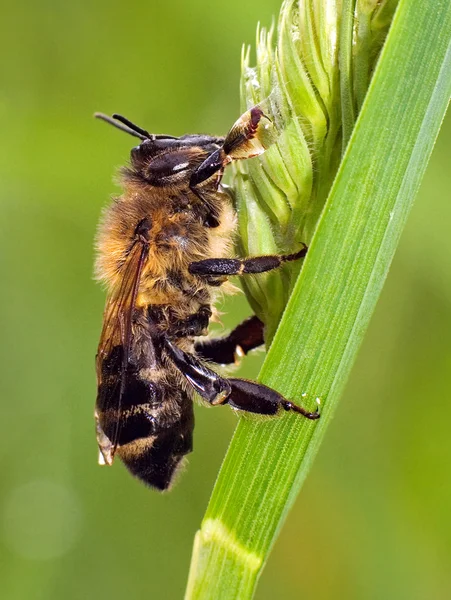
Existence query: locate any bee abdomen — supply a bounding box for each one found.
[117,396,194,490]
[118,417,194,490]
[97,374,162,413]
[97,361,163,444]
[96,359,195,490]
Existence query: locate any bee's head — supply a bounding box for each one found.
[95,113,223,187]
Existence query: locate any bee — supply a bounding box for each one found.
[94,106,319,490]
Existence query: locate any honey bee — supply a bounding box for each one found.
[94,106,319,490]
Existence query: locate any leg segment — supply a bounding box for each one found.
[189,106,275,191]
[170,305,212,338]
[189,245,307,278]
[195,315,264,365]
[164,338,231,404]
[165,338,319,420]
[226,379,320,419]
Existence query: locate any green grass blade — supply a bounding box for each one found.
[186,0,451,598]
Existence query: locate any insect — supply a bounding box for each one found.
[94,106,319,490]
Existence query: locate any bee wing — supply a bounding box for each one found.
[95,239,149,463]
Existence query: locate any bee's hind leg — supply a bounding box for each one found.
[226,379,320,420]
[195,315,264,365]
[164,337,319,420]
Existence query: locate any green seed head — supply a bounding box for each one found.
[230,0,397,340]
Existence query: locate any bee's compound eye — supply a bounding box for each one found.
[149,153,191,177]
[143,148,199,186]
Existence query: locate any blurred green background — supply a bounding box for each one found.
[1,1,450,599]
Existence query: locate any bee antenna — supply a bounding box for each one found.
[112,114,154,139]
[94,112,152,141]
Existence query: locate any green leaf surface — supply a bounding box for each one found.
[186,0,451,598]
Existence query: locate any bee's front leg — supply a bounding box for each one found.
[189,106,274,196]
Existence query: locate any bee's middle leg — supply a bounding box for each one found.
[171,305,212,338]
[189,245,307,278]
[195,315,264,365]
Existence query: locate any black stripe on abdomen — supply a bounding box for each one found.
[118,402,194,490]
[96,367,163,444]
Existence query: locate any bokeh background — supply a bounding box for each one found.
[1,1,450,599]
